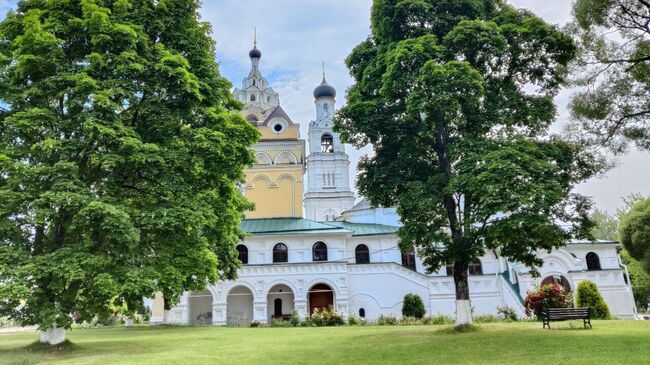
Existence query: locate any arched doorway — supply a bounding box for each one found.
[541,275,572,293]
[226,286,254,326]
[267,284,294,321]
[308,283,334,314]
[188,289,213,325]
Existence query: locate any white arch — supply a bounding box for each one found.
[254,152,272,165]
[274,151,298,165]
[248,174,273,188]
[306,278,341,299]
[221,280,259,302]
[264,279,299,297]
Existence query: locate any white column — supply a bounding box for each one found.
[212,303,227,325]
[253,301,268,324]
[295,299,308,317]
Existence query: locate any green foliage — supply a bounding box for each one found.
[422,314,454,325]
[591,209,619,241]
[524,284,573,319]
[496,305,518,321]
[377,314,399,325]
[576,281,611,319]
[402,293,426,319]
[309,306,344,327]
[568,0,650,152]
[289,309,301,327]
[619,198,650,275]
[347,315,359,326]
[270,318,289,328]
[336,0,596,318]
[473,314,500,323]
[0,0,258,332]
[620,249,650,311]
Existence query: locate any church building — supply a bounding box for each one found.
[151,41,638,325]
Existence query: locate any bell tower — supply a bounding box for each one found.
[234,31,306,219]
[304,67,355,221]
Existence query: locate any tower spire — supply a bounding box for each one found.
[254,27,257,48]
[322,61,325,80]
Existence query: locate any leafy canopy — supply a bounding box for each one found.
[336,0,597,285]
[0,0,258,330]
[619,198,650,275]
[568,0,650,152]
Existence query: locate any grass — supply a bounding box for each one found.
[0,321,648,364]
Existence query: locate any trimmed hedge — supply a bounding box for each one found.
[402,294,426,319]
[576,281,610,319]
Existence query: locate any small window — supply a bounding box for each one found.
[273,123,283,133]
[273,243,288,263]
[321,134,334,153]
[236,244,248,264]
[359,308,365,318]
[252,79,256,86]
[250,94,256,102]
[355,244,370,264]
[401,246,416,271]
[469,260,482,275]
[586,252,601,270]
[312,241,328,262]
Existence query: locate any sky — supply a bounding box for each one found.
[0,0,647,213]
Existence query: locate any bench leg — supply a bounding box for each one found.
[543,320,550,329]
[584,319,592,329]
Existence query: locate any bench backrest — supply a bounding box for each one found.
[546,307,590,319]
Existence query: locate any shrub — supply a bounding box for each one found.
[423,314,454,325]
[347,315,359,326]
[497,305,519,321]
[0,316,18,328]
[474,314,499,323]
[270,318,288,327]
[309,306,344,327]
[576,281,611,319]
[289,309,301,327]
[402,293,426,319]
[377,314,399,325]
[524,284,573,319]
[249,321,261,328]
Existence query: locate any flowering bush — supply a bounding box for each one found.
[310,306,344,326]
[524,284,573,319]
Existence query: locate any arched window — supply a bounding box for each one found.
[250,94,256,102]
[469,260,483,275]
[273,243,288,263]
[321,134,334,153]
[359,308,365,318]
[355,244,370,264]
[236,244,248,265]
[445,263,454,277]
[246,114,259,122]
[586,252,601,270]
[401,246,416,271]
[312,241,328,262]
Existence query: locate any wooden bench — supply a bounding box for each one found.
[542,307,591,329]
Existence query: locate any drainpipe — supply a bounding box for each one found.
[620,263,637,315]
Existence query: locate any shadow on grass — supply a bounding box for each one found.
[24,340,78,354]
[435,324,481,334]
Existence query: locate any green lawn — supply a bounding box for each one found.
[0,321,648,365]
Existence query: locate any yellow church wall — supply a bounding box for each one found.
[244,167,303,218]
[258,124,300,140]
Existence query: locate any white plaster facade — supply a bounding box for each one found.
[156,43,638,326]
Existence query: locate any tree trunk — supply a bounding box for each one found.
[39,326,66,345]
[453,261,473,326]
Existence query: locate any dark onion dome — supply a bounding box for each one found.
[249,45,261,59]
[313,77,336,99]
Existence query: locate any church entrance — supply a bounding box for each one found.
[308,283,334,314]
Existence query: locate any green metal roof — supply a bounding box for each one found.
[326,221,399,236]
[240,218,351,236]
[240,218,400,237]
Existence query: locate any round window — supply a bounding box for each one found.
[273,123,283,133]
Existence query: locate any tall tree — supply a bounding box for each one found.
[619,198,650,275]
[0,0,257,344]
[569,0,650,152]
[336,0,597,325]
